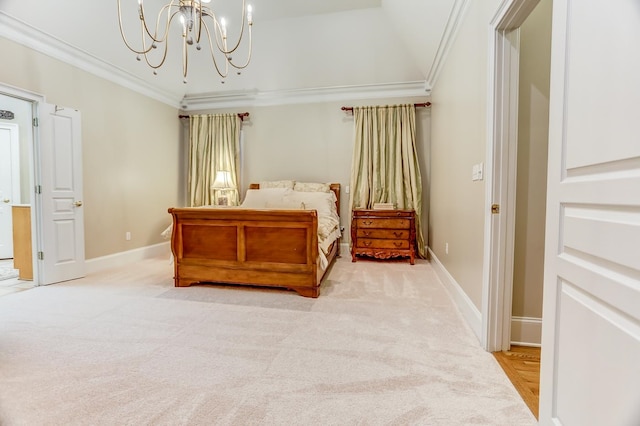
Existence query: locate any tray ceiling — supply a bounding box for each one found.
[0,0,465,108]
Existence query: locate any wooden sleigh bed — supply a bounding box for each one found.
[168,183,340,298]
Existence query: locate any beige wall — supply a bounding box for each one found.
[512,0,552,319]
[429,0,502,310]
[186,96,431,246]
[0,37,181,259]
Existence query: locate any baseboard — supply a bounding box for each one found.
[428,247,483,341]
[85,242,171,274]
[339,242,350,257]
[511,316,542,347]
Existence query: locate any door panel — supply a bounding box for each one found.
[540,0,640,424]
[562,0,640,170]
[0,124,20,259]
[38,104,85,284]
[553,281,640,425]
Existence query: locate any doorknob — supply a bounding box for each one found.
[73,201,83,207]
[2,199,9,203]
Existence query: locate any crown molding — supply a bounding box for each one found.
[426,0,471,88]
[181,81,430,110]
[0,12,430,111]
[0,12,182,108]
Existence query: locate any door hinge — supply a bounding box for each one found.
[35,185,42,194]
[33,117,39,127]
[38,251,44,260]
[491,204,500,214]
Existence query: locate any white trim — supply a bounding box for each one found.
[428,248,482,341]
[180,81,430,110]
[85,242,171,275]
[511,316,542,347]
[0,83,45,104]
[426,0,471,88]
[0,83,43,286]
[0,12,182,108]
[481,0,541,353]
[339,242,350,257]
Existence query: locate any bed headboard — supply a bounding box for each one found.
[249,183,341,216]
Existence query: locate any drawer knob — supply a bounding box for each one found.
[393,231,403,237]
[363,231,371,236]
[363,241,372,247]
[363,220,373,225]
[393,242,402,247]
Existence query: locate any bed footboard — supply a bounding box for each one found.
[169,208,328,297]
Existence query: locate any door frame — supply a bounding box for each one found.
[481,0,541,352]
[0,83,44,285]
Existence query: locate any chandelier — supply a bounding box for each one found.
[117,0,253,83]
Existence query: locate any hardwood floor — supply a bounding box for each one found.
[494,345,541,419]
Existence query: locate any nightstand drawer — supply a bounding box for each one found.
[355,218,410,229]
[357,229,410,239]
[357,239,409,249]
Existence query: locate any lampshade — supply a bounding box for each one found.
[211,171,234,189]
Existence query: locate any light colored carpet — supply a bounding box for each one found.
[0,256,537,425]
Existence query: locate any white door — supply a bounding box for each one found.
[0,123,20,259]
[37,104,85,285]
[539,0,640,424]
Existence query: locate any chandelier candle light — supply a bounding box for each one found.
[117,0,253,82]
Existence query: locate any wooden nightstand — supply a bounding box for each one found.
[350,209,416,265]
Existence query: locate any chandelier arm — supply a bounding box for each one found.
[206,12,230,55]
[226,25,252,69]
[117,0,155,55]
[217,0,248,55]
[182,23,188,79]
[117,0,175,55]
[142,2,177,44]
[141,11,182,70]
[141,32,170,70]
[201,5,245,56]
[138,2,175,44]
[201,21,229,78]
[193,2,204,45]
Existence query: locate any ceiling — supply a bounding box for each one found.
[0,0,465,109]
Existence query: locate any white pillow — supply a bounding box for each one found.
[241,188,292,208]
[259,180,295,190]
[284,191,338,218]
[294,182,330,193]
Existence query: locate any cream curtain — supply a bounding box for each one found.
[349,104,426,258]
[188,114,241,207]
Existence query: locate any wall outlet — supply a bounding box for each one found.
[125,231,131,241]
[345,185,350,194]
[472,162,484,181]
[445,242,449,255]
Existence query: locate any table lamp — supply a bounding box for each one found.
[211,170,233,205]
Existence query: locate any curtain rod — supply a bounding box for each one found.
[178,112,250,121]
[341,102,431,113]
